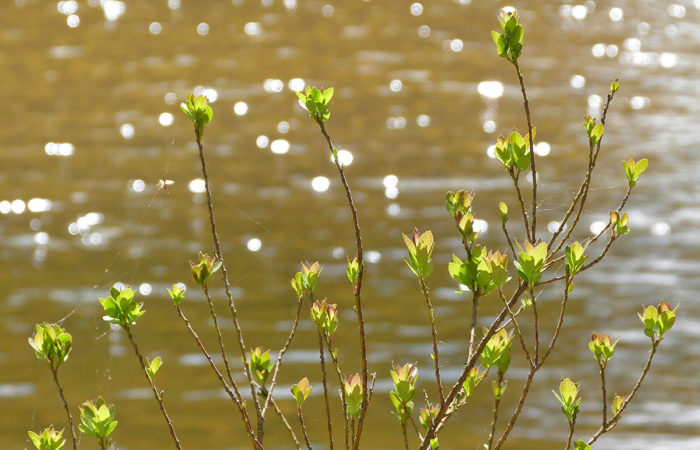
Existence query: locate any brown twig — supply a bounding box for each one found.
[123,326,182,449]
[315,121,369,449]
[599,361,608,427]
[497,288,532,367]
[467,293,480,362]
[500,220,517,260]
[419,278,444,406]
[175,306,261,448]
[326,335,350,450]
[262,296,304,417]
[317,327,334,449]
[587,340,660,445]
[565,414,576,450]
[510,171,531,240]
[297,406,313,450]
[493,367,536,450]
[547,87,617,260]
[540,270,571,365]
[487,371,505,449]
[49,365,77,450]
[202,284,236,390]
[512,58,537,242]
[418,282,527,449]
[195,131,263,434]
[530,286,540,363]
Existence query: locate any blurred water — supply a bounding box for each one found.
[1,1,699,448]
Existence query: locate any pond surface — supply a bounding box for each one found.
[1,0,699,448]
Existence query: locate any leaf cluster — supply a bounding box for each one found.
[28,323,72,367]
[99,287,145,327]
[78,397,118,445]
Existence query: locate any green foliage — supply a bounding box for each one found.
[344,374,363,418]
[78,397,118,446]
[638,300,678,340]
[498,202,508,223]
[310,299,339,336]
[146,356,163,381]
[418,404,438,432]
[291,261,322,296]
[481,329,513,374]
[610,79,619,95]
[612,394,625,416]
[167,284,186,306]
[565,242,587,276]
[463,367,485,398]
[99,287,145,327]
[28,323,72,367]
[28,426,65,450]
[190,252,222,286]
[609,211,630,236]
[552,378,581,422]
[180,93,213,137]
[491,378,508,398]
[589,333,618,366]
[494,131,532,172]
[347,256,361,285]
[296,86,334,123]
[513,241,547,286]
[622,158,648,188]
[403,229,435,279]
[574,439,591,450]
[291,377,313,406]
[583,116,604,147]
[445,190,474,220]
[248,347,275,386]
[389,362,418,423]
[449,248,510,294]
[491,7,524,61]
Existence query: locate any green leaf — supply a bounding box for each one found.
[590,123,604,146]
[146,356,163,380]
[574,440,591,450]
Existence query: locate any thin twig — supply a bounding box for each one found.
[175,306,260,448]
[262,296,304,417]
[501,220,517,260]
[195,131,263,434]
[317,328,334,449]
[487,371,505,449]
[512,58,537,242]
[599,361,608,427]
[402,421,409,450]
[418,283,527,449]
[497,289,532,367]
[565,415,576,450]
[530,285,540,363]
[123,326,182,449]
[315,121,369,450]
[493,367,536,450]
[547,87,617,259]
[49,366,77,450]
[587,340,660,445]
[510,171,531,240]
[326,335,350,450]
[540,270,571,364]
[202,284,236,390]
[467,293,480,362]
[259,391,300,448]
[419,278,444,405]
[298,406,313,450]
